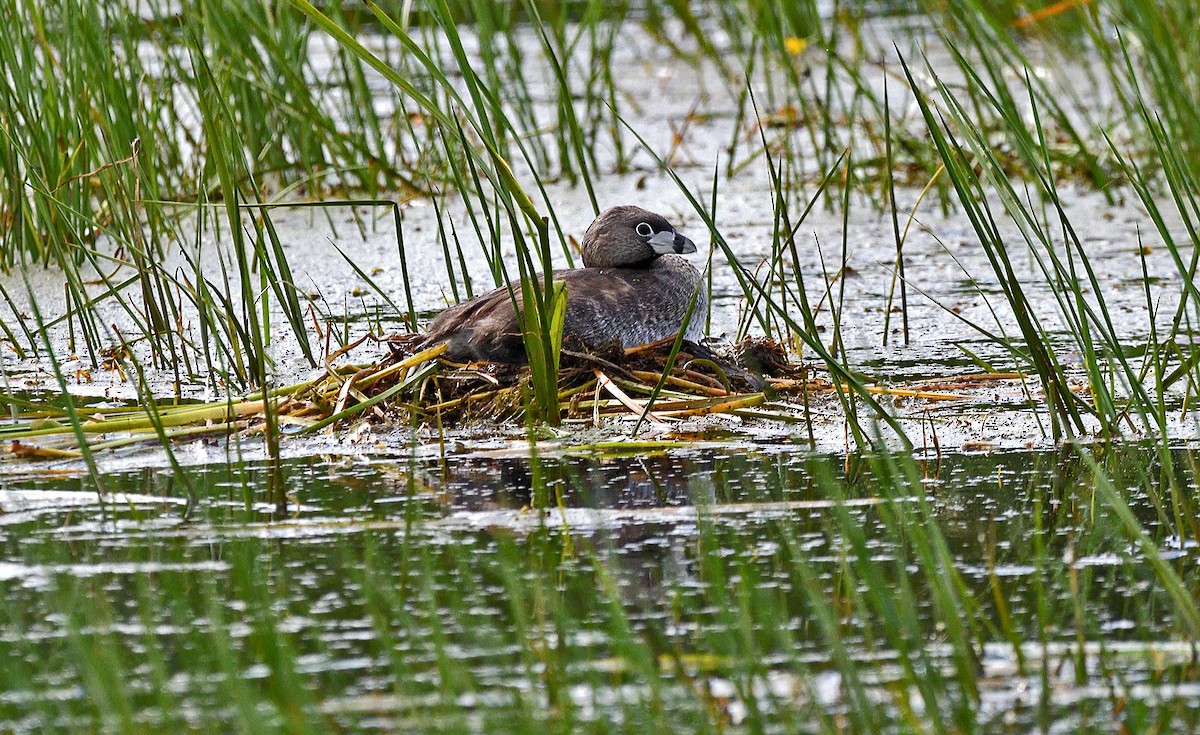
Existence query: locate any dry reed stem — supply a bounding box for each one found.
[593,370,670,427]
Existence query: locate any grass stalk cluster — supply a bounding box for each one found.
[1,0,1197,441]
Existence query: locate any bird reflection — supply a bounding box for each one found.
[431,452,718,603]
[435,452,715,512]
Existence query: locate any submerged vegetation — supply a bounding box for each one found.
[3,0,1200,732]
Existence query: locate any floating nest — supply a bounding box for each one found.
[3,333,1001,459]
[375,333,807,424]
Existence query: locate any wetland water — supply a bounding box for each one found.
[4,5,1200,734]
[3,446,1199,732]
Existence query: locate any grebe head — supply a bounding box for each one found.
[580,205,697,268]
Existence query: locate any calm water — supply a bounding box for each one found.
[2,444,1198,732]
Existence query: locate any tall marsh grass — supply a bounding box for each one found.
[0,0,1198,453]
[3,0,1198,437]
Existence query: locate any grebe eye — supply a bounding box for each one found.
[635,222,654,238]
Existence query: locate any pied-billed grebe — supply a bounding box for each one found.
[422,205,706,363]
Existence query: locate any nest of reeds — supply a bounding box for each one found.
[374,334,805,424]
[4,330,1012,460]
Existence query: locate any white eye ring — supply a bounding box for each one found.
[635,222,654,238]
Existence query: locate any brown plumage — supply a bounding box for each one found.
[422,206,706,363]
